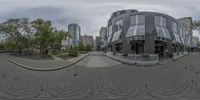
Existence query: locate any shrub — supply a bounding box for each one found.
[68,50,78,57]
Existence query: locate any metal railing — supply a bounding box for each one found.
[106,52,159,65]
[173,52,188,60]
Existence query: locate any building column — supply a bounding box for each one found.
[144,14,155,54]
[123,39,131,54]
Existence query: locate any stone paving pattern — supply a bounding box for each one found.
[0,52,200,100]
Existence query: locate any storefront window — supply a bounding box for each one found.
[155,16,171,39]
[107,25,112,42]
[114,19,123,32]
[126,15,145,38]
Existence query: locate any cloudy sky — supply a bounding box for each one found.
[0,0,200,37]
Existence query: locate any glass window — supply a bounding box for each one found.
[111,30,122,42]
[163,28,171,39]
[107,26,112,42]
[114,19,123,32]
[161,17,167,28]
[137,25,145,35]
[126,26,137,37]
[130,15,145,25]
[108,26,112,36]
[138,15,145,25]
[130,15,136,25]
[127,15,145,38]
[155,16,171,39]
[156,27,164,38]
[155,16,161,26]
[172,21,177,34]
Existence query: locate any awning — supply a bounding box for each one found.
[173,33,181,43]
[111,30,122,42]
[155,26,171,39]
[126,25,145,38]
[180,37,185,45]
[107,36,112,43]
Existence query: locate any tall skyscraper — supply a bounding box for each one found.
[68,23,81,47]
[99,27,107,50]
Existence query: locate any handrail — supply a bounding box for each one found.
[106,52,159,65]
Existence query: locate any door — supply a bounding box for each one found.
[155,46,164,57]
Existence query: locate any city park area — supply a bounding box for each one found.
[1,18,200,100]
[0,18,92,60]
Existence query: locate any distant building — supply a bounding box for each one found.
[79,35,83,45]
[68,23,81,47]
[95,36,101,51]
[191,30,200,52]
[192,35,199,52]
[178,17,193,35]
[99,27,107,51]
[178,17,193,50]
[83,35,94,48]
[192,36,199,45]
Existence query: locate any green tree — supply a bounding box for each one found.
[51,30,70,51]
[32,19,54,55]
[20,18,35,54]
[0,18,27,54]
[78,42,85,51]
[0,18,71,55]
[86,44,92,51]
[4,37,17,52]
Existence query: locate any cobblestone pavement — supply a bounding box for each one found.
[0,52,200,100]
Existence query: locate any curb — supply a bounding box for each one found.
[3,53,89,71]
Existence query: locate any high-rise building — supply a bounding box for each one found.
[99,27,107,50]
[68,23,81,47]
[83,35,94,48]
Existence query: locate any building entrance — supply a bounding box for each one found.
[115,43,123,53]
[130,40,144,54]
[155,46,164,57]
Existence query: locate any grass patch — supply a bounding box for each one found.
[57,54,73,60]
[78,51,88,54]
[51,50,88,60]
[51,51,75,60]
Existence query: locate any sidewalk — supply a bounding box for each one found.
[86,51,121,68]
[3,53,89,71]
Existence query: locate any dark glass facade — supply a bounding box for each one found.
[107,10,192,57]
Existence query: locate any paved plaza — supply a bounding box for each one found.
[0,52,200,100]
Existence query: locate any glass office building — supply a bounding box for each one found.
[68,23,81,47]
[107,9,192,57]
